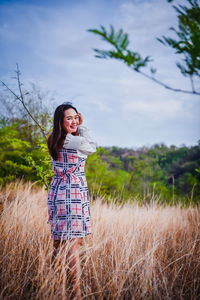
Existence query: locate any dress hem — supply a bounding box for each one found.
[51,232,92,241]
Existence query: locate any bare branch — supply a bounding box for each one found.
[138,70,200,95]
[0,64,48,142]
[190,75,195,93]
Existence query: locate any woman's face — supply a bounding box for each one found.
[63,108,79,134]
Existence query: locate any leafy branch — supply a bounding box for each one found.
[88,1,200,96]
[88,25,152,71]
[25,142,54,189]
[158,1,200,79]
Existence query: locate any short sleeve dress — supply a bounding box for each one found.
[47,125,96,240]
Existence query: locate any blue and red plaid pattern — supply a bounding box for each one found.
[47,148,92,240]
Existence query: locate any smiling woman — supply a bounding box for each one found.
[63,108,80,133]
[47,102,96,298]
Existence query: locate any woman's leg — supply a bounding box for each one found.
[51,237,83,298]
[51,239,62,265]
[67,238,83,299]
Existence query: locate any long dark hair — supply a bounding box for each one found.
[47,103,81,160]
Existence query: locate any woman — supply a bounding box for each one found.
[47,102,96,298]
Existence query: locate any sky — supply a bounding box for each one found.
[0,0,199,149]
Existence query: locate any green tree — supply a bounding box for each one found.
[0,65,56,187]
[0,121,33,185]
[86,147,130,202]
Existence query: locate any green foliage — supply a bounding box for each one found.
[85,148,130,201]
[26,140,54,189]
[0,120,53,187]
[100,143,200,205]
[157,0,200,78]
[0,122,34,185]
[88,25,152,71]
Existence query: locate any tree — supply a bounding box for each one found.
[0,64,53,142]
[88,0,200,96]
[0,64,55,187]
[0,121,32,185]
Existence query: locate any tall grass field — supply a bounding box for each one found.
[0,182,200,299]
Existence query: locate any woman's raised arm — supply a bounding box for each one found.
[63,125,97,156]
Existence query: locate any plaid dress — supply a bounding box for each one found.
[47,148,92,240]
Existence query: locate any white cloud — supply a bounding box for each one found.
[123,98,181,120]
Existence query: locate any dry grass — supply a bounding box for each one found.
[0,181,200,300]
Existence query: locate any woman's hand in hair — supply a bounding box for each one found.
[78,112,83,125]
[73,112,83,136]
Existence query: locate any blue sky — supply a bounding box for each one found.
[0,0,199,148]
